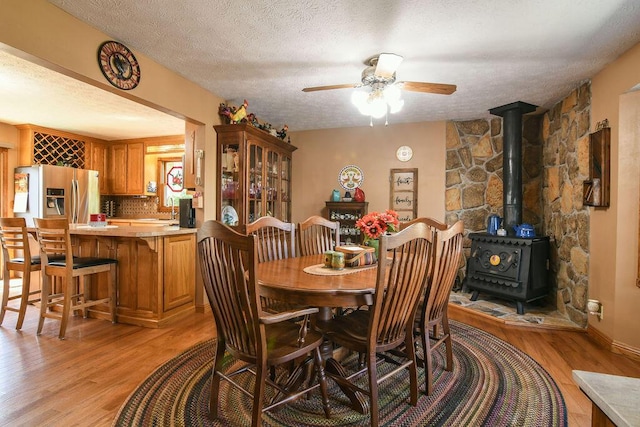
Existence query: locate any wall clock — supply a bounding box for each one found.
[97,41,141,90]
[396,145,413,162]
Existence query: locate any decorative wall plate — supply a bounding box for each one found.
[396,145,413,162]
[339,165,364,190]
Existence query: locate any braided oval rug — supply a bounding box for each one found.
[113,321,567,426]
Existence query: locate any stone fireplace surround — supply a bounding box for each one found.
[447,82,591,327]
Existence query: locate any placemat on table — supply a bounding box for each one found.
[303,263,377,276]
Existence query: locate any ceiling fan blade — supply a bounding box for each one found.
[375,53,403,78]
[302,83,359,92]
[398,81,457,95]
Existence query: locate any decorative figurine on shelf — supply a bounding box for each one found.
[247,112,260,128]
[219,99,249,124]
[354,187,365,202]
[276,125,288,140]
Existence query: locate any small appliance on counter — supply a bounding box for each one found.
[179,198,196,228]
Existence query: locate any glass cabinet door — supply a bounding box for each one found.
[266,150,279,218]
[280,155,291,222]
[220,143,240,226]
[248,143,263,223]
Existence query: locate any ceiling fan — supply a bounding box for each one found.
[302,53,457,96]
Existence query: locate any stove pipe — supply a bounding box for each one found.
[489,101,537,234]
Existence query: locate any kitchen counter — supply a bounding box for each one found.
[106,218,180,227]
[572,370,640,427]
[70,223,197,328]
[70,223,195,237]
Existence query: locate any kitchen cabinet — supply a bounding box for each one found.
[88,141,109,194]
[183,122,201,190]
[214,124,297,230]
[72,226,196,328]
[325,201,368,245]
[109,142,144,195]
[17,124,106,168]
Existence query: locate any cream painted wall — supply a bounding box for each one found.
[591,42,640,349]
[0,0,224,222]
[290,121,446,224]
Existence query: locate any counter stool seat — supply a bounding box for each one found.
[34,218,117,339]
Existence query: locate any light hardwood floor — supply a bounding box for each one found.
[1,303,639,426]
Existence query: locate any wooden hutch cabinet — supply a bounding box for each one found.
[214,124,297,231]
[325,201,368,245]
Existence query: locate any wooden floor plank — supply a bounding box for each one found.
[1,302,639,426]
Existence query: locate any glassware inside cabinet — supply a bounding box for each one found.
[220,144,240,223]
[265,151,279,217]
[280,155,291,222]
[249,144,263,221]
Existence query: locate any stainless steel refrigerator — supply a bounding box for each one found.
[14,165,100,226]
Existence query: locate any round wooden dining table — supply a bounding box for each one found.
[257,254,378,413]
[257,254,377,321]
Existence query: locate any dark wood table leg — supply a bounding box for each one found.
[316,307,369,414]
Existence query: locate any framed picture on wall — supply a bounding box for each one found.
[390,168,418,222]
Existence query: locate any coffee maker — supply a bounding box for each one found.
[179,198,196,228]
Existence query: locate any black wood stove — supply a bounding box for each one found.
[464,101,550,314]
[466,233,549,314]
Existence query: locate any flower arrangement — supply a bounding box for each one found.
[356,210,400,241]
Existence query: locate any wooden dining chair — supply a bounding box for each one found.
[298,215,339,256]
[246,216,296,261]
[246,216,298,313]
[399,217,448,233]
[318,222,435,427]
[34,218,117,339]
[197,220,330,426]
[416,220,464,395]
[0,217,41,330]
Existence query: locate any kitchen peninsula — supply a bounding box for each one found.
[69,224,197,328]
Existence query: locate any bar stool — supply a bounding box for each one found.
[34,218,117,339]
[0,217,41,330]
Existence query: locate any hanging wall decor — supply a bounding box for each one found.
[390,168,418,222]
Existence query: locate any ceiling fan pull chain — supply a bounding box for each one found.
[385,110,389,126]
[370,116,374,127]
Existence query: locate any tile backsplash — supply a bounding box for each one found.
[101,196,169,219]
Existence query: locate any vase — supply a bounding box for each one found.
[365,238,379,258]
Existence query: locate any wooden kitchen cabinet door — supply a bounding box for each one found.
[109,142,144,195]
[110,144,128,194]
[89,141,109,194]
[126,142,145,194]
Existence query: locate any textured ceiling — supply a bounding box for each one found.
[0,50,185,140]
[3,0,640,140]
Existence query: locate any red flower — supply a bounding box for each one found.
[356,210,400,240]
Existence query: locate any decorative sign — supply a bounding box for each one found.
[390,168,418,222]
[339,165,364,190]
[166,165,183,192]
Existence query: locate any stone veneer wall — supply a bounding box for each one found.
[444,116,545,244]
[444,84,591,327]
[541,82,591,327]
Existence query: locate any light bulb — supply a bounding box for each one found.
[369,97,387,118]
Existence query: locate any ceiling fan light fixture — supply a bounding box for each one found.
[389,99,404,114]
[369,95,388,119]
